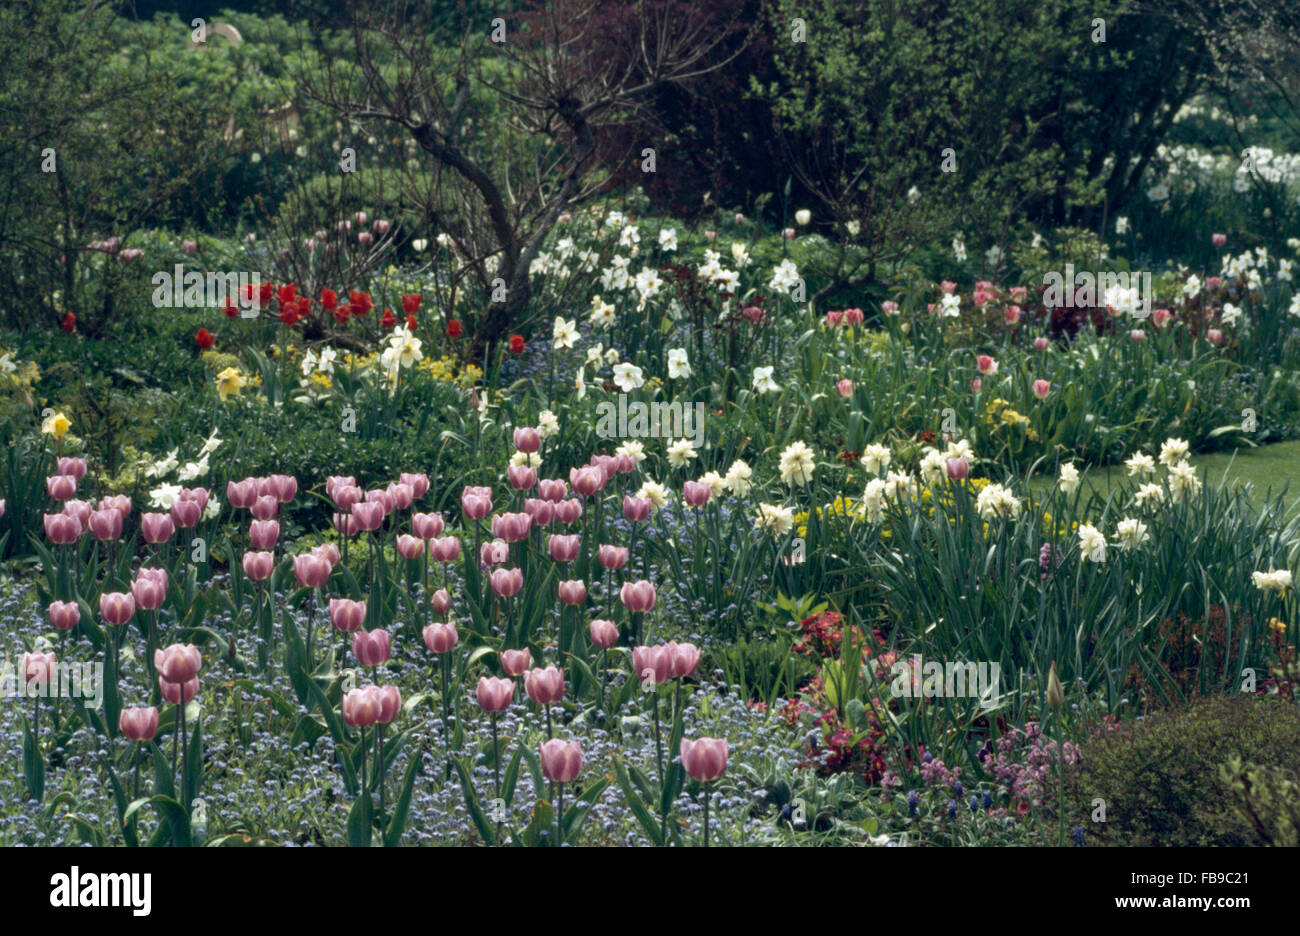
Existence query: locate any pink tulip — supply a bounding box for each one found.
[538,479,568,502]
[682,481,711,507]
[1005,305,1021,325]
[182,487,210,512]
[0,498,4,518]
[62,500,92,527]
[589,618,619,649]
[525,665,565,705]
[490,567,523,597]
[226,479,257,509]
[250,495,279,520]
[1212,233,1227,247]
[388,483,414,511]
[155,643,201,683]
[342,687,380,727]
[976,354,998,375]
[88,508,123,541]
[971,378,982,393]
[524,498,555,526]
[119,706,160,741]
[160,677,199,705]
[430,536,461,562]
[680,737,729,782]
[1207,328,1224,345]
[55,456,87,481]
[553,498,583,524]
[430,588,451,616]
[632,645,672,684]
[47,475,77,500]
[350,501,384,532]
[549,534,581,563]
[49,600,80,631]
[620,580,656,613]
[21,651,57,686]
[375,685,401,724]
[492,512,532,542]
[1129,329,1146,343]
[1152,308,1172,328]
[99,591,135,626]
[539,738,582,783]
[669,641,701,678]
[326,475,357,501]
[836,379,854,398]
[266,474,297,502]
[132,568,168,610]
[423,621,458,654]
[508,465,537,491]
[623,496,652,523]
[476,676,514,712]
[1033,379,1051,400]
[946,457,970,480]
[366,488,395,515]
[589,455,617,482]
[249,519,279,549]
[396,534,425,559]
[461,492,492,520]
[100,495,131,516]
[171,497,201,528]
[614,453,636,474]
[412,512,445,539]
[558,579,587,605]
[481,539,509,567]
[570,466,606,496]
[330,598,367,633]
[500,648,532,676]
[353,629,391,666]
[44,512,82,544]
[598,545,628,570]
[334,512,358,536]
[513,427,541,453]
[293,553,331,588]
[399,472,430,499]
[1034,336,1049,351]
[242,551,274,581]
[334,484,364,511]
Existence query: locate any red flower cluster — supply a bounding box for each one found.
[509,334,525,354]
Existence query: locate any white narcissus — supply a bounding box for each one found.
[724,459,753,496]
[1125,452,1156,476]
[666,439,696,469]
[1252,569,1293,592]
[752,366,780,394]
[552,316,580,350]
[1116,518,1149,551]
[1167,460,1201,502]
[616,439,646,464]
[779,441,816,486]
[612,363,644,392]
[1133,483,1164,508]
[667,348,691,379]
[755,503,793,537]
[1077,523,1107,563]
[1058,462,1080,494]
[860,443,892,475]
[636,480,668,508]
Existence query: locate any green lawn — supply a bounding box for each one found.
[1025,441,1300,514]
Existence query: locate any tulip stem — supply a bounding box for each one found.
[491,712,501,843]
[377,724,386,821]
[133,742,141,800]
[359,725,368,816]
[652,688,664,786]
[556,783,564,847]
[599,648,608,722]
[305,588,317,673]
[703,781,711,847]
[179,697,190,809]
[441,652,453,781]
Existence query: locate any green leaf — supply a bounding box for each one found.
[615,763,663,846]
[501,742,525,807]
[22,714,44,802]
[563,777,611,841]
[384,744,426,847]
[347,792,373,847]
[452,757,496,846]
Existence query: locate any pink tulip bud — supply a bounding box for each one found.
[1033,379,1051,400]
[182,239,198,254]
[508,465,537,491]
[524,498,555,526]
[355,211,368,225]
[242,551,274,581]
[539,738,582,783]
[47,475,77,500]
[705,230,716,240]
[558,579,587,605]
[525,665,565,705]
[48,600,81,631]
[227,479,258,509]
[481,539,509,567]
[1129,329,1146,343]
[682,481,711,507]
[342,687,380,727]
[1212,233,1227,247]
[119,706,160,741]
[353,629,391,666]
[632,645,671,684]
[553,498,583,524]
[396,534,425,559]
[330,598,367,633]
[549,534,581,563]
[430,536,461,562]
[373,219,391,235]
[500,649,531,676]
[623,496,652,523]
[374,685,401,724]
[399,472,430,499]
[621,580,656,613]
[680,737,729,782]
[57,457,88,480]
[88,508,123,541]
[350,501,384,532]
[976,354,998,375]
[476,676,515,712]
[250,495,279,521]
[490,567,523,597]
[430,588,451,616]
[171,497,201,528]
[155,643,202,683]
[1207,328,1224,345]
[423,621,458,654]
[140,510,176,541]
[836,379,854,398]
[971,378,982,393]
[160,676,199,705]
[1005,305,1021,325]
[292,553,332,589]
[1034,336,1049,351]
[412,512,444,539]
[570,466,606,497]
[461,492,492,520]
[358,231,373,246]
[538,479,568,502]
[99,591,135,626]
[946,457,970,480]
[589,618,619,649]
[513,427,541,453]
[388,483,414,510]
[598,544,628,570]
[492,512,532,543]
[44,512,82,544]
